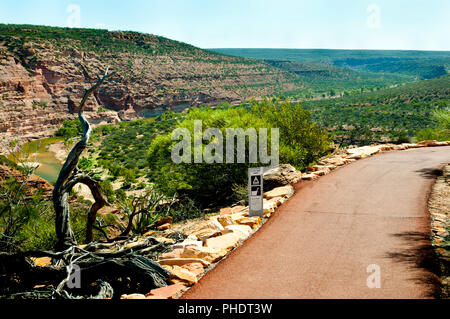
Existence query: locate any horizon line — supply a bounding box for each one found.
[208,47,450,53]
[2,23,449,53]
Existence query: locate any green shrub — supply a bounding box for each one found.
[0,176,50,252]
[393,130,411,144]
[78,157,94,172]
[251,98,331,168]
[148,106,270,205]
[416,108,450,141]
[169,196,203,222]
[231,183,249,206]
[147,98,331,207]
[123,168,137,184]
[56,120,82,139]
[20,209,57,251]
[100,180,116,203]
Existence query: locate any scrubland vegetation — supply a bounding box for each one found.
[302,75,450,145]
[1,98,333,252]
[3,74,449,252]
[1,25,449,257]
[147,99,330,206]
[214,48,450,80]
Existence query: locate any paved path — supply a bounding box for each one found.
[183,146,450,299]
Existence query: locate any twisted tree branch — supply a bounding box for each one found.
[53,68,112,251]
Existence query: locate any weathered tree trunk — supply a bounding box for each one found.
[53,68,111,251]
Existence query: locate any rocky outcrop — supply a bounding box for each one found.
[263,164,301,190]
[0,51,121,152]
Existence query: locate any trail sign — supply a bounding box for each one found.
[251,175,261,185]
[249,167,263,217]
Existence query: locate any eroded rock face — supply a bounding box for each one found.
[0,52,121,152]
[159,248,184,260]
[0,28,302,152]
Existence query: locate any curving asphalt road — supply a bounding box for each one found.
[183,146,450,299]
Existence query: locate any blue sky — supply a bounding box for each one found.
[0,0,449,50]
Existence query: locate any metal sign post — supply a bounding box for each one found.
[249,167,264,217]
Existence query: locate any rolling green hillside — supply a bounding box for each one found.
[263,59,413,96]
[212,48,450,96]
[213,48,450,80]
[301,75,450,145]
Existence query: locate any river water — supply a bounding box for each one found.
[10,103,201,183]
[10,137,63,184]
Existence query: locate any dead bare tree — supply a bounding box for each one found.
[53,68,111,251]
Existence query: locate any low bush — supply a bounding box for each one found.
[416,109,450,141]
[147,98,331,207]
[56,120,82,139]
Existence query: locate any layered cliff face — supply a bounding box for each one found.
[0,48,121,149]
[0,25,303,152]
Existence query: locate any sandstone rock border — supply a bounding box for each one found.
[427,163,450,298]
